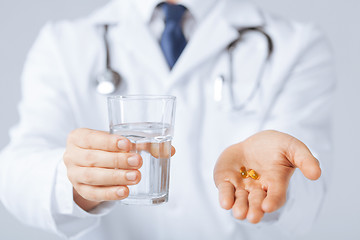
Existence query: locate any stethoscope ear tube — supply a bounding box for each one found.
[96,24,122,95]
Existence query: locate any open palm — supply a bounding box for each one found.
[214,130,321,223]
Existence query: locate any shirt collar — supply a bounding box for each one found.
[132,0,218,23]
[89,0,264,29]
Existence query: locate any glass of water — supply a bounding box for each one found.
[107,95,176,205]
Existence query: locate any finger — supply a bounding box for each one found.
[262,182,287,213]
[72,148,142,169]
[287,138,321,180]
[71,167,141,186]
[232,188,249,220]
[135,142,174,159]
[171,146,176,157]
[150,141,173,159]
[217,182,235,210]
[75,184,129,202]
[68,128,131,152]
[247,189,266,224]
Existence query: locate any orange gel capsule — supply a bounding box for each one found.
[247,169,260,180]
[240,166,248,178]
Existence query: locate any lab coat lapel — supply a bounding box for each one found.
[170,0,265,83]
[119,2,170,81]
[169,8,239,83]
[89,0,265,87]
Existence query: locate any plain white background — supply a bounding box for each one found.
[0,0,359,239]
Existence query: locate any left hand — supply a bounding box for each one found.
[213,130,321,224]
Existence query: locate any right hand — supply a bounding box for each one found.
[63,128,143,211]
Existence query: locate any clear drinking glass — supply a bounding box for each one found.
[107,95,176,205]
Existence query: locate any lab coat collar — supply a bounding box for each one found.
[88,0,123,25]
[223,0,265,28]
[132,0,161,24]
[89,0,218,25]
[169,0,265,81]
[87,0,265,85]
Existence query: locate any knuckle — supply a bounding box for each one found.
[66,168,76,183]
[86,129,97,140]
[216,170,239,185]
[81,168,94,184]
[68,128,91,147]
[248,191,263,202]
[235,188,247,198]
[83,151,96,167]
[87,159,97,168]
[113,154,122,169]
[68,129,81,143]
[63,151,71,166]
[83,131,95,147]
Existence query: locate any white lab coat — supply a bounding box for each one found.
[0,0,336,239]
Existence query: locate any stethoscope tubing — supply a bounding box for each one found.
[103,24,111,70]
[96,25,274,108]
[226,26,273,110]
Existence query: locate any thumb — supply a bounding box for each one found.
[287,137,321,180]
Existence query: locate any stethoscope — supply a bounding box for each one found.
[96,24,273,110]
[213,27,273,110]
[95,25,122,95]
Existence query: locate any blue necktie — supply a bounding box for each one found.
[160,3,187,69]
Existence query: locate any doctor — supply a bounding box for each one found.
[0,0,335,239]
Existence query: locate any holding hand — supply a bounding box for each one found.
[214,130,321,223]
[63,128,142,211]
[64,128,176,211]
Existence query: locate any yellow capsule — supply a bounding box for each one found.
[247,169,260,180]
[240,166,248,178]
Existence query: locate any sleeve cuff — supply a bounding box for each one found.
[52,158,117,238]
[55,159,117,218]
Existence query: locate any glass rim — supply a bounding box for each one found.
[107,95,176,101]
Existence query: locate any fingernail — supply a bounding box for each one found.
[117,140,127,150]
[117,188,125,197]
[126,171,137,181]
[127,155,139,167]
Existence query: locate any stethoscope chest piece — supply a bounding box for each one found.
[96,68,122,95]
